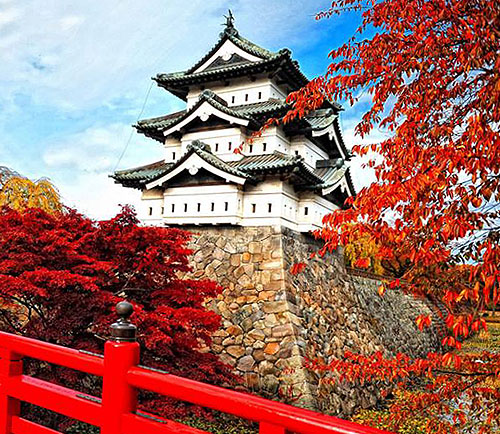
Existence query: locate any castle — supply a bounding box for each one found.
[112,12,355,232]
[112,14,442,413]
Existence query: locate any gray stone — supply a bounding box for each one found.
[237,355,255,372]
[184,225,443,414]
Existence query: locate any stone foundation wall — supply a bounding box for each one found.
[184,225,443,414]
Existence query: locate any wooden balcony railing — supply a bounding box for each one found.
[0,302,392,434]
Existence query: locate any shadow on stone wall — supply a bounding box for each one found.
[182,225,444,416]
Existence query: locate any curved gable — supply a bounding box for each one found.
[192,39,265,74]
[162,91,252,137]
[146,152,248,189]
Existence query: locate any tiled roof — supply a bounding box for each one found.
[135,110,185,132]
[234,100,290,117]
[111,141,251,188]
[112,144,346,191]
[135,90,259,141]
[186,27,279,75]
[112,160,173,187]
[135,97,340,145]
[314,165,349,189]
[307,109,337,130]
[154,25,308,100]
[234,152,322,185]
[184,140,250,179]
[155,53,307,92]
[229,152,300,171]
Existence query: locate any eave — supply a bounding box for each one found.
[144,140,252,190]
[154,53,308,101]
[135,90,259,142]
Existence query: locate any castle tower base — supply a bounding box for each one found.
[184,226,442,415]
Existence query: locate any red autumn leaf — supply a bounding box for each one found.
[290,262,307,275]
[0,206,233,427]
[353,257,370,269]
[288,0,500,431]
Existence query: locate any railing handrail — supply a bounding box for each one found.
[0,303,392,434]
[0,331,104,376]
[127,365,382,434]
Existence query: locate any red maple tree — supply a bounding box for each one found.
[0,206,232,426]
[286,0,499,432]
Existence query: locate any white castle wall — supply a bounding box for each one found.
[139,177,338,231]
[187,77,287,109]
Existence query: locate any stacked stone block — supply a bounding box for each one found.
[183,225,443,414]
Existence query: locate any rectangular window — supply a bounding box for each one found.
[228,142,232,151]
[263,142,267,152]
[249,144,253,153]
[211,202,215,212]
[268,203,272,213]
[251,203,256,213]
[197,203,201,212]
[225,202,229,212]
[184,203,187,212]
[171,204,175,213]
[258,91,262,100]
[231,96,235,104]
[305,207,309,216]
[148,207,153,216]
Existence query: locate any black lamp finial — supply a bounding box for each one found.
[110,301,136,342]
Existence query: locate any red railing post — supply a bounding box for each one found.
[101,302,140,434]
[0,348,22,434]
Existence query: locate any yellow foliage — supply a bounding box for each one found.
[344,231,386,275]
[353,409,429,434]
[0,176,62,214]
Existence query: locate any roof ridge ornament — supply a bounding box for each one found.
[188,140,212,153]
[222,9,238,37]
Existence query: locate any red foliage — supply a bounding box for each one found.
[284,0,499,432]
[0,206,232,423]
[290,262,307,275]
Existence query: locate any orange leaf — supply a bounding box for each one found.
[354,257,370,269]
[290,262,307,275]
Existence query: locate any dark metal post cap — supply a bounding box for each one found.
[110,301,137,342]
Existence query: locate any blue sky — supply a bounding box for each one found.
[0,0,378,219]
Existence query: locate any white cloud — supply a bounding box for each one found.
[40,122,164,219]
[0,0,352,220]
[59,15,85,31]
[0,7,20,27]
[58,172,142,220]
[0,1,331,111]
[43,123,128,172]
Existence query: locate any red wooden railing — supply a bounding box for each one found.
[0,302,392,434]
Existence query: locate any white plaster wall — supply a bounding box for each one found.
[181,128,245,162]
[164,137,182,162]
[187,78,287,109]
[239,126,290,156]
[139,177,339,232]
[139,188,165,225]
[242,179,300,230]
[290,136,329,170]
[175,124,291,161]
[162,184,244,225]
[296,192,338,231]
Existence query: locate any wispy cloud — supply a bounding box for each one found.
[0,0,358,219]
